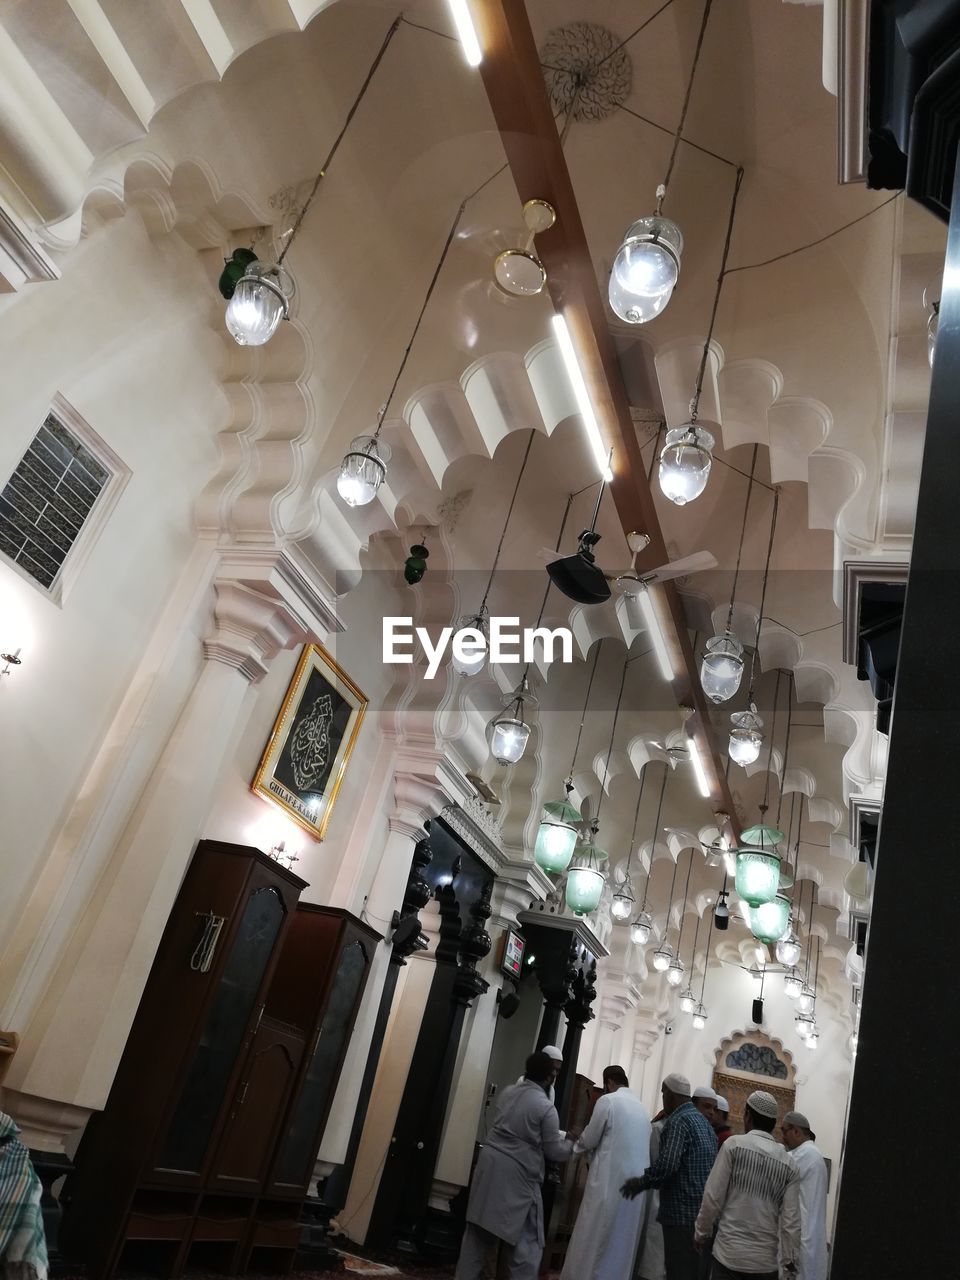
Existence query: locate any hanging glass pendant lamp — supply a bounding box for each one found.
[735,811,783,907]
[565,826,606,916]
[729,706,763,765]
[797,983,816,1015]
[489,676,537,765]
[224,259,295,346]
[337,434,392,507]
[609,212,684,324]
[701,631,744,703]
[651,943,672,972]
[659,424,716,506]
[679,986,696,1014]
[630,911,653,945]
[220,19,402,349]
[749,895,791,944]
[776,927,802,968]
[795,1013,816,1041]
[784,968,803,999]
[666,956,685,987]
[610,877,636,921]
[534,786,581,874]
[608,0,715,327]
[692,1002,708,1030]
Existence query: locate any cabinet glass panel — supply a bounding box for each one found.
[274,941,367,1187]
[156,887,286,1173]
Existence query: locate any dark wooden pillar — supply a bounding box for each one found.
[555,956,597,1125]
[366,861,491,1258]
[831,141,960,1277]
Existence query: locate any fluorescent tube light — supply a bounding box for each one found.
[551,313,614,481]
[448,0,482,66]
[689,736,711,799]
[638,586,674,681]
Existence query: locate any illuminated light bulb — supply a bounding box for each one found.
[784,969,803,999]
[630,911,652,945]
[729,707,763,765]
[701,631,744,703]
[225,261,293,346]
[534,797,580,875]
[692,1002,708,1030]
[679,987,696,1014]
[659,424,715,506]
[609,214,683,324]
[337,434,391,507]
[652,945,672,973]
[666,957,685,988]
[797,984,816,1015]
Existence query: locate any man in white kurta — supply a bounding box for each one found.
[560,1065,651,1280]
[782,1112,828,1280]
[456,1052,576,1280]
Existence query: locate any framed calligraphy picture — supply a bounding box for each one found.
[252,644,367,841]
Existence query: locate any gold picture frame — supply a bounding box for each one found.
[252,643,367,841]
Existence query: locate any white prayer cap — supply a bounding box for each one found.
[663,1072,691,1097]
[746,1090,779,1119]
[693,1086,717,1101]
[715,1096,730,1114]
[542,1045,564,1061]
[783,1110,811,1130]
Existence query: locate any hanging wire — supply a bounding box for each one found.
[673,850,695,955]
[690,164,745,421]
[785,790,798,906]
[567,641,604,784]
[775,674,794,831]
[724,444,758,635]
[657,0,715,212]
[804,884,816,984]
[689,910,702,970]
[277,15,402,264]
[595,658,631,825]
[699,899,715,1001]
[746,487,780,701]
[761,668,783,812]
[639,765,670,911]
[624,768,649,877]
[467,431,536,621]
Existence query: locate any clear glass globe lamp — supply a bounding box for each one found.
[630,911,652,946]
[795,1014,815,1041]
[608,214,683,324]
[776,928,802,968]
[806,1027,820,1050]
[701,631,744,703]
[610,879,635,922]
[666,956,685,988]
[692,1003,708,1031]
[451,611,489,676]
[225,261,294,346]
[783,969,803,999]
[735,849,781,907]
[565,858,605,917]
[679,987,696,1014]
[749,895,791,945]
[489,680,536,766]
[729,707,763,766]
[659,424,715,506]
[797,984,816,1015]
[533,795,580,875]
[337,434,391,507]
[652,943,672,973]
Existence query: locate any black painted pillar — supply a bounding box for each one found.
[830,143,960,1277]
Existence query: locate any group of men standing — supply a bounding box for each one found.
[455,1053,828,1280]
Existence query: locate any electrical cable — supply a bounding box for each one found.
[639,764,670,912]
[278,14,403,264]
[566,640,603,785]
[673,849,694,956]
[691,164,744,420]
[746,488,780,699]
[724,443,758,635]
[595,657,630,824]
[761,668,782,813]
[775,674,794,831]
[473,431,536,617]
[724,191,902,276]
[658,0,715,210]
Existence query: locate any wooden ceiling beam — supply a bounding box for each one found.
[473,0,740,840]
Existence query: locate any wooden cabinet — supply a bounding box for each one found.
[61,844,379,1280]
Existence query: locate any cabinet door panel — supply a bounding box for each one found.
[210,1021,304,1191]
[271,939,369,1191]
[154,886,286,1175]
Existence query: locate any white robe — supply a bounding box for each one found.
[790,1140,829,1280]
[560,1088,651,1280]
[635,1118,665,1280]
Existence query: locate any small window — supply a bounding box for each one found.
[0,396,128,600]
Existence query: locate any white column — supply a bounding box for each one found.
[432,868,547,1201]
[2,577,309,1149]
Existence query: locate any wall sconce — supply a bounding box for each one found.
[1,648,22,678]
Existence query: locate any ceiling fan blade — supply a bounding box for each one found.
[645,551,718,582]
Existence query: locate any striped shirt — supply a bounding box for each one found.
[638,1101,717,1226]
[696,1129,801,1272]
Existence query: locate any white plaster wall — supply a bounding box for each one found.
[0,212,222,955]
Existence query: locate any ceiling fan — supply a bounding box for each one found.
[542,525,717,606]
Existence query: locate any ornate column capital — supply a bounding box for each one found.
[203,579,306,683]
